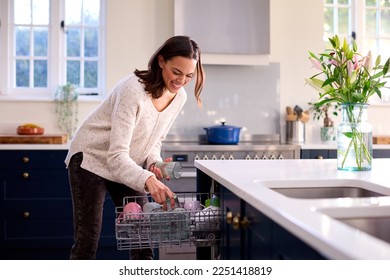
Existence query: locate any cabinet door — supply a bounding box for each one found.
[373,149,390,158]
[220,187,242,260]
[243,203,273,259]
[0,150,67,170]
[175,0,270,55]
[301,149,332,159]
[272,222,325,260]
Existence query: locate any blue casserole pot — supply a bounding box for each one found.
[204,122,242,145]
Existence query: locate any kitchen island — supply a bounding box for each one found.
[195,158,390,259]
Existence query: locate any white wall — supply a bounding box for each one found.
[0,0,389,140]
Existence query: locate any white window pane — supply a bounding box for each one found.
[84,61,98,88]
[84,28,98,57]
[34,60,47,87]
[67,61,80,85]
[15,27,30,56]
[324,7,334,33]
[383,0,390,8]
[338,7,349,34]
[381,9,390,35]
[66,28,81,57]
[34,27,48,56]
[66,0,82,25]
[366,9,377,34]
[15,59,30,87]
[32,0,49,25]
[84,0,100,25]
[14,0,31,24]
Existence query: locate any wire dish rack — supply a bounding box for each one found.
[115,192,221,250]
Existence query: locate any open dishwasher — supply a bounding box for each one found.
[115,192,221,259]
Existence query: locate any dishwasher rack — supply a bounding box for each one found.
[115,193,221,250]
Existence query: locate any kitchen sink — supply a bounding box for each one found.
[264,179,390,199]
[270,186,385,199]
[319,205,390,245]
[337,216,390,243]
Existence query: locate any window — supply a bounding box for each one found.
[324,0,390,102]
[364,0,390,59]
[64,0,101,94]
[0,0,105,98]
[324,0,390,58]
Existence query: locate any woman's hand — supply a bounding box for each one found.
[145,175,175,210]
[148,157,173,181]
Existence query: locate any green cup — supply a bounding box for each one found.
[210,195,220,207]
[205,198,211,208]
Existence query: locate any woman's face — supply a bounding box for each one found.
[158,55,197,94]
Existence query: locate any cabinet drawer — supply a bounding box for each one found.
[1,170,70,199]
[0,199,73,248]
[0,150,67,170]
[1,199,117,249]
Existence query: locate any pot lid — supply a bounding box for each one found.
[204,121,242,130]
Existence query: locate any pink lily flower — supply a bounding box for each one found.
[347,60,354,77]
[309,57,323,71]
[362,51,372,72]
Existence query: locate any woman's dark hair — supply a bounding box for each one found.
[134,35,205,106]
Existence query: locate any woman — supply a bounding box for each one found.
[65,35,205,260]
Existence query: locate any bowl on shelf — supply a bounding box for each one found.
[17,125,44,135]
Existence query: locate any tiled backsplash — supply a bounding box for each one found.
[169,63,280,137]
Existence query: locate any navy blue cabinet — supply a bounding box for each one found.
[0,150,128,260]
[301,149,336,159]
[220,186,325,260]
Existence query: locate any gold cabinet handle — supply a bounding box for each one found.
[22,156,30,163]
[240,216,249,229]
[22,172,29,179]
[227,212,250,230]
[232,213,241,230]
[226,211,233,224]
[23,211,30,219]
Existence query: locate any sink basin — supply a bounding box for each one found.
[270,186,385,199]
[337,216,390,243]
[264,179,390,199]
[319,205,390,245]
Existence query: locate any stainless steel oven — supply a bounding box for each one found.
[158,134,300,259]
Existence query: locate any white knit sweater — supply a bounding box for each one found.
[64,74,187,192]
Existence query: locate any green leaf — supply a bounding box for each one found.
[352,40,357,52]
[375,55,381,67]
[383,58,390,75]
[343,132,354,138]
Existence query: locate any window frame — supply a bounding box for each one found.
[0,0,105,99]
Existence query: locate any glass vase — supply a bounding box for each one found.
[337,103,372,171]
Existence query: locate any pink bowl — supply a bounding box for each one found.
[123,202,143,219]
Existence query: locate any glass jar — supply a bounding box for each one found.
[337,103,372,171]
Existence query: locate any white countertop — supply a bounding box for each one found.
[194,158,390,259]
